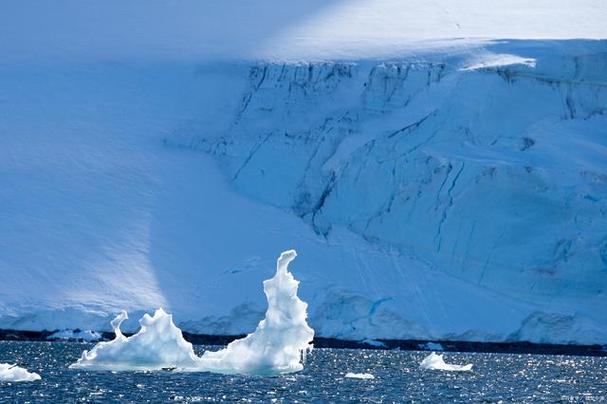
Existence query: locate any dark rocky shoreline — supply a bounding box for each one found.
[1,329,605,357]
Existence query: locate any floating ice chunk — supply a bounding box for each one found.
[48,329,102,342]
[419,352,472,372]
[0,364,41,382]
[69,308,201,371]
[345,372,375,379]
[70,250,314,375]
[197,250,314,375]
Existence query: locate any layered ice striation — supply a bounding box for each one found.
[0,364,41,382]
[194,45,607,343]
[197,250,314,375]
[419,352,473,372]
[70,250,314,375]
[210,54,607,301]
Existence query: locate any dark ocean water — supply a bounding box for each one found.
[0,341,605,402]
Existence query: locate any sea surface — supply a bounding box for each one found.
[1,341,606,402]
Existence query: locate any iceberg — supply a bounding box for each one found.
[0,364,41,382]
[196,250,314,375]
[419,352,472,372]
[69,309,201,371]
[70,250,314,375]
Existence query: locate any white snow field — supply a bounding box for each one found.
[71,251,313,375]
[0,1,606,345]
[1,0,606,61]
[419,352,473,372]
[0,364,41,382]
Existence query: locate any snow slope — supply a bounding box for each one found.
[0,1,606,344]
[1,0,606,62]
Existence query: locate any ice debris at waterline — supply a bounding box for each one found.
[419,352,473,372]
[0,364,41,382]
[70,250,314,375]
[48,329,102,342]
[196,250,314,375]
[345,372,375,380]
[418,342,444,351]
[69,309,200,371]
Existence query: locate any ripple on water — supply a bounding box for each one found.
[0,341,606,402]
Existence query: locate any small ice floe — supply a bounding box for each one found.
[345,372,375,380]
[0,363,41,382]
[48,329,102,342]
[418,342,444,351]
[419,352,472,372]
[70,250,314,376]
[362,339,387,348]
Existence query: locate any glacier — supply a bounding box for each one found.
[0,1,606,346]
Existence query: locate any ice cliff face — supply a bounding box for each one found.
[1,39,606,345]
[196,44,607,303]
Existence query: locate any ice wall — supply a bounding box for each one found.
[206,49,607,300]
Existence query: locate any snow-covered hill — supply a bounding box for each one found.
[1,1,606,344]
